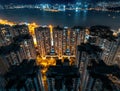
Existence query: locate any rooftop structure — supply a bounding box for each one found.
[87,60,120,91]
[5,59,44,91]
[0,43,20,55]
[89,25,117,41]
[87,25,120,65]
[46,59,80,91]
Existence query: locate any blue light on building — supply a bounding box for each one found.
[75,7,79,12]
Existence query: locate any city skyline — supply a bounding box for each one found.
[0,0,120,5]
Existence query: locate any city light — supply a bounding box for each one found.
[85,29,90,35]
[28,22,38,35]
[49,25,54,46]
[113,32,118,37]
[28,22,38,46]
[0,19,15,26]
[75,7,79,12]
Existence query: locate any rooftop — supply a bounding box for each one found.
[13,34,32,43]
[46,59,80,78]
[88,60,120,78]
[6,59,37,77]
[0,43,20,55]
[87,60,120,90]
[53,26,63,30]
[12,24,28,29]
[77,43,102,54]
[5,59,39,88]
[35,26,50,31]
[0,24,10,28]
[89,25,117,41]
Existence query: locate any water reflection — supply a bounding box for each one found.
[0,9,120,29]
[74,10,87,25]
[74,10,81,25]
[83,10,87,21]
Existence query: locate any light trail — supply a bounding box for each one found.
[49,25,54,46]
[28,22,38,47]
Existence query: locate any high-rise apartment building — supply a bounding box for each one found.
[0,36,36,75]
[0,24,30,47]
[35,27,51,58]
[76,43,102,91]
[35,26,86,58]
[12,25,29,37]
[46,59,80,91]
[13,34,36,60]
[0,43,22,74]
[53,26,63,58]
[77,43,120,91]
[86,60,120,91]
[0,24,13,47]
[87,25,119,65]
[70,26,86,56]
[5,59,44,91]
[113,45,120,66]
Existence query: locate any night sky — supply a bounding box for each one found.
[0,0,119,4]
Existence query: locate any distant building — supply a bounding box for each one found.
[46,59,80,91]
[58,4,65,11]
[5,59,44,91]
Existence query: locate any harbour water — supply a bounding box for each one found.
[0,9,120,29]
